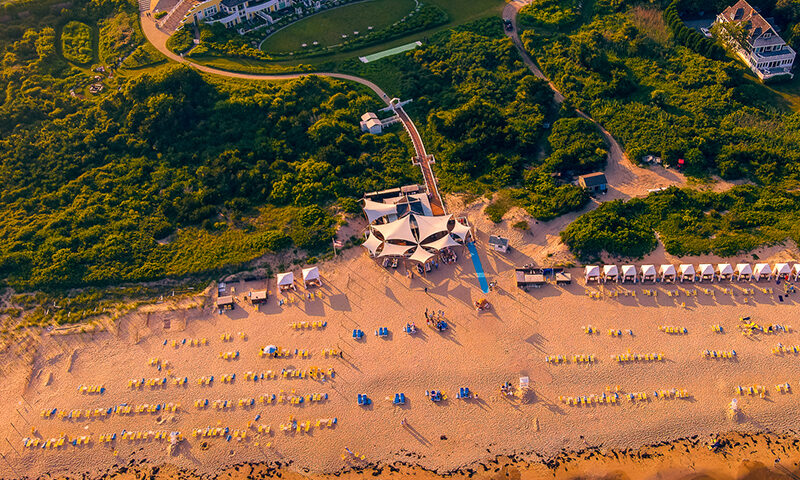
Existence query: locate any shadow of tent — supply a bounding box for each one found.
[327,294,351,312]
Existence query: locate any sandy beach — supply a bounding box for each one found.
[2,214,800,479]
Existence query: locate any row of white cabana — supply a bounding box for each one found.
[585,262,800,283]
[276,266,321,290]
[361,213,472,264]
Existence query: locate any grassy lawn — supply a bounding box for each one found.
[262,0,415,52]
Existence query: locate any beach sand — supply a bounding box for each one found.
[2,219,800,479]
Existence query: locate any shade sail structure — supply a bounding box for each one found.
[603,265,618,281]
[735,263,752,280]
[698,264,714,281]
[450,221,471,242]
[378,242,415,258]
[414,214,451,243]
[362,199,397,223]
[585,265,600,282]
[277,272,294,286]
[754,263,771,280]
[773,263,791,277]
[659,264,676,281]
[621,265,636,282]
[717,263,733,279]
[362,232,383,256]
[408,245,435,264]
[372,215,416,243]
[423,234,460,251]
[640,264,656,280]
[679,264,695,281]
[302,266,320,283]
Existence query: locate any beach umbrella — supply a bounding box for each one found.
[264,345,277,354]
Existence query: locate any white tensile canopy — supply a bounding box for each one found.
[621,265,636,282]
[362,199,397,223]
[735,263,752,281]
[362,233,383,256]
[640,264,656,281]
[414,214,451,243]
[603,265,619,281]
[378,242,414,258]
[793,264,800,280]
[423,234,460,251]
[372,215,416,243]
[698,263,714,281]
[773,263,791,278]
[679,264,695,282]
[302,266,320,283]
[717,263,733,279]
[450,221,471,242]
[659,264,676,281]
[753,263,771,280]
[408,245,435,264]
[585,265,600,282]
[277,272,294,286]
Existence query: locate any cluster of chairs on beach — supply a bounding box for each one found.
[128,377,168,389]
[279,416,337,433]
[163,338,209,348]
[41,403,181,421]
[772,343,800,355]
[120,430,180,442]
[321,348,342,357]
[701,350,736,359]
[259,346,293,357]
[23,435,92,449]
[659,325,688,334]
[737,385,768,397]
[290,321,327,329]
[219,351,239,360]
[78,384,105,395]
[613,351,664,362]
[192,426,248,442]
[545,354,596,364]
[775,383,791,393]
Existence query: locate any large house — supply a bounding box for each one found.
[184,0,293,30]
[715,0,795,80]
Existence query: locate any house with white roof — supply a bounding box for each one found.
[715,0,795,80]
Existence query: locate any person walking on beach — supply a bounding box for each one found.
[401,417,407,427]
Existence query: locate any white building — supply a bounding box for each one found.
[715,0,795,80]
[360,112,383,134]
[185,0,292,29]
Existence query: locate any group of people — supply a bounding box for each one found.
[440,247,457,264]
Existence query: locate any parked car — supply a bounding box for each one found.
[503,19,513,31]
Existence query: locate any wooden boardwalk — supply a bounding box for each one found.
[395,106,445,215]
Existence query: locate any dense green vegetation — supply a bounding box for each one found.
[61,21,94,64]
[167,26,194,54]
[518,0,580,31]
[345,18,602,221]
[562,186,800,259]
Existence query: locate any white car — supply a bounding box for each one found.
[701,27,712,38]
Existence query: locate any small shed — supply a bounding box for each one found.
[516,269,546,289]
[735,263,752,281]
[697,264,714,282]
[302,266,322,288]
[249,290,268,305]
[679,264,695,282]
[773,263,791,280]
[577,172,608,194]
[277,272,295,291]
[793,264,800,281]
[621,265,636,283]
[585,265,600,283]
[640,264,656,282]
[555,272,572,285]
[360,112,382,134]
[488,235,510,253]
[753,263,771,281]
[659,264,676,283]
[717,263,733,281]
[216,295,234,310]
[602,265,619,283]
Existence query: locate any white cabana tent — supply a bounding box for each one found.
[277,272,294,291]
[773,263,791,279]
[602,265,619,283]
[423,234,460,251]
[414,214,451,243]
[362,233,383,257]
[450,221,471,242]
[621,265,636,283]
[408,245,435,264]
[585,265,600,283]
[378,243,414,258]
[716,263,733,281]
[678,264,695,282]
[793,264,800,281]
[362,199,397,223]
[302,266,321,287]
[372,215,417,243]
[735,263,752,281]
[697,264,714,282]
[753,263,771,281]
[640,264,656,282]
[659,264,676,282]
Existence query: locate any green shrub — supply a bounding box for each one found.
[99,12,143,64]
[166,27,194,54]
[512,220,529,230]
[154,11,167,19]
[518,0,580,31]
[61,21,93,64]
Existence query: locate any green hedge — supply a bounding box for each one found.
[663,1,725,59]
[166,27,194,54]
[61,21,93,64]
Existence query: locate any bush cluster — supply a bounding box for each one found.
[663,1,725,59]
[61,21,93,64]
